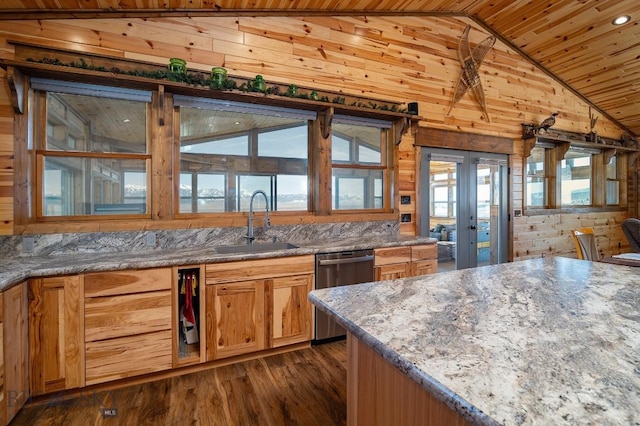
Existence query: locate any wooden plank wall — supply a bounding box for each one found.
[0,16,634,259]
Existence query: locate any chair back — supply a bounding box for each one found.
[622,218,640,253]
[571,228,600,261]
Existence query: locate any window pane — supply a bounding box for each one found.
[181,134,248,156]
[43,157,147,216]
[606,156,617,179]
[527,176,546,207]
[332,135,351,162]
[332,123,382,165]
[526,146,546,207]
[179,173,194,213]
[258,125,308,159]
[179,173,226,213]
[332,169,383,210]
[276,174,308,211]
[359,144,381,163]
[237,175,272,211]
[433,186,448,202]
[607,180,620,205]
[124,172,147,203]
[179,106,308,213]
[46,92,147,153]
[561,150,591,206]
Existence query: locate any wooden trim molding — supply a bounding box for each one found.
[415,127,514,155]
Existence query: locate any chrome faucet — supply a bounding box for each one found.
[245,190,270,244]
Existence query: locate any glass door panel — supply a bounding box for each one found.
[476,160,506,267]
[421,149,508,271]
[428,158,458,272]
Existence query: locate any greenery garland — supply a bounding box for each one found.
[26,57,406,113]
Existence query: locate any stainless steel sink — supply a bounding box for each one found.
[214,242,299,254]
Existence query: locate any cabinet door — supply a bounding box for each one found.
[374,263,411,281]
[3,283,29,424]
[29,276,84,396]
[206,280,265,360]
[412,260,438,276]
[267,274,313,348]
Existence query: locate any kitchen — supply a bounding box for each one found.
[0,1,639,425]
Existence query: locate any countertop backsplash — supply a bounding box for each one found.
[0,221,399,258]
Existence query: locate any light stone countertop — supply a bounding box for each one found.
[309,256,640,426]
[0,235,435,292]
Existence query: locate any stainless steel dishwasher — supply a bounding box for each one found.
[314,249,374,343]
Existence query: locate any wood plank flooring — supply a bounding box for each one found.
[11,341,347,426]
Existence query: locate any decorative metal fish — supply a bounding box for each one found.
[448,25,496,122]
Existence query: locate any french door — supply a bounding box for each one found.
[420,148,508,270]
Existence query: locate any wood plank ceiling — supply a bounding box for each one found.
[1,0,639,136]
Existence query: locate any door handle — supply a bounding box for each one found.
[470,225,477,230]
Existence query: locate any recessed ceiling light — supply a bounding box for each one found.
[612,15,630,25]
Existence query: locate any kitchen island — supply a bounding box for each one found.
[309,256,640,425]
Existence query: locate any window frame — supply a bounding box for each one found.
[524,140,629,214]
[32,80,153,221]
[330,115,393,212]
[18,76,402,230]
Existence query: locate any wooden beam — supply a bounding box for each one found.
[416,127,514,155]
[7,66,25,114]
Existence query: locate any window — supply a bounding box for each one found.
[606,156,620,205]
[34,80,151,217]
[27,79,398,225]
[177,97,313,213]
[561,149,592,206]
[526,145,548,207]
[524,140,628,211]
[331,116,391,210]
[430,167,456,218]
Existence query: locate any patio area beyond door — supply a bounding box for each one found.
[420,148,508,271]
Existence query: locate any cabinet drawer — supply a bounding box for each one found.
[411,244,437,261]
[205,255,314,285]
[374,247,411,266]
[84,268,171,297]
[375,263,411,281]
[412,260,438,276]
[85,290,171,342]
[85,330,172,386]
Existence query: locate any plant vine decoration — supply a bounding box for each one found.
[26,57,407,113]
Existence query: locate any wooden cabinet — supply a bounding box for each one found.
[173,266,205,367]
[205,255,314,360]
[374,247,412,281]
[411,244,438,276]
[1,282,29,425]
[205,279,265,360]
[267,273,313,348]
[28,275,84,396]
[84,269,172,386]
[374,244,438,281]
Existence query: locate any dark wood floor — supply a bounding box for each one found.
[11,341,347,426]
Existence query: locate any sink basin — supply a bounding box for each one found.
[214,242,299,254]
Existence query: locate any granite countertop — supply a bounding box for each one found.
[0,235,435,291]
[309,256,640,425]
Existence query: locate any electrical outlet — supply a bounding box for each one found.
[23,236,35,253]
[146,232,157,247]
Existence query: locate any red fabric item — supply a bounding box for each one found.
[183,274,196,324]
